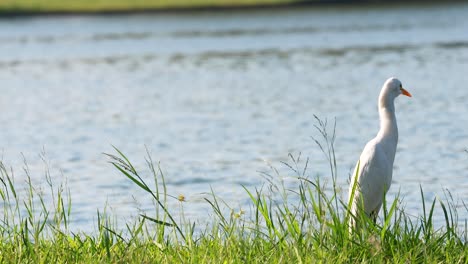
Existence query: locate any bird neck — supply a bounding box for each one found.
[377,100,398,162]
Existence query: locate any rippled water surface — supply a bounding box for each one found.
[1,3,468,231]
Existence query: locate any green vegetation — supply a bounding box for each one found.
[0,119,466,263]
[0,0,301,14]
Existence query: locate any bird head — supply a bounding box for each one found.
[383,77,412,99]
[378,77,412,110]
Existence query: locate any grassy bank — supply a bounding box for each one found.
[0,0,462,15]
[0,0,301,14]
[0,120,466,263]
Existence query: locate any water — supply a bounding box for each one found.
[0,2,467,232]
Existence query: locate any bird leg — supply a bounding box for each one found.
[370,210,378,224]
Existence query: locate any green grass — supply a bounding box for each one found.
[0,0,303,13]
[0,118,466,263]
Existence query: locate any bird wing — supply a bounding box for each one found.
[349,139,393,216]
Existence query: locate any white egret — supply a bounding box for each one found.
[348,77,411,232]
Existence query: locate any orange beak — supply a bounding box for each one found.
[400,87,412,97]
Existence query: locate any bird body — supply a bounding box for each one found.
[348,77,411,231]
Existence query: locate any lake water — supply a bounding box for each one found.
[0,2,467,232]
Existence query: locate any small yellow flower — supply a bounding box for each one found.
[178,194,185,202]
[233,209,245,219]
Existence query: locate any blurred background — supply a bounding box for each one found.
[0,0,467,232]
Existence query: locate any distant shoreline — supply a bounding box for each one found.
[0,0,464,18]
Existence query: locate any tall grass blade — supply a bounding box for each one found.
[140,214,174,227]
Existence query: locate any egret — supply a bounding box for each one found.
[348,77,411,232]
